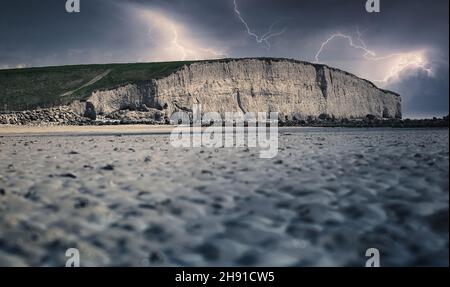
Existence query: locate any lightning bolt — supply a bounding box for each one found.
[314,30,378,63]
[171,27,227,60]
[233,0,286,49]
[314,30,433,84]
[171,26,190,60]
[371,53,433,83]
[141,8,226,61]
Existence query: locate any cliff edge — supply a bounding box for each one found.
[79,58,401,121]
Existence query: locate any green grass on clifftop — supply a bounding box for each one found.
[0,61,192,111]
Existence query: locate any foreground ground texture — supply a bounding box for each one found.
[0,127,448,266]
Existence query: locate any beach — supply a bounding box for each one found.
[0,126,448,266]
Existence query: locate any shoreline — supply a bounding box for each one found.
[0,124,177,136]
[0,124,448,137]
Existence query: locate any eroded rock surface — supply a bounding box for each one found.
[73,58,402,121]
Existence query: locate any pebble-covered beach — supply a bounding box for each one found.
[0,127,448,266]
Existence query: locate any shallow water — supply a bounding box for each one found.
[0,128,448,266]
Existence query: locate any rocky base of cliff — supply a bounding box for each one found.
[280,115,450,128]
[0,107,168,126]
[0,107,89,126]
[0,108,447,128]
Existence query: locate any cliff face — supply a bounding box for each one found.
[72,58,402,120]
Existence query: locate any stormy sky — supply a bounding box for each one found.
[0,0,448,118]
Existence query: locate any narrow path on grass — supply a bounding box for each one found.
[60,69,112,98]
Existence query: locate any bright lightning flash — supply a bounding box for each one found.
[136,8,226,62]
[314,30,433,85]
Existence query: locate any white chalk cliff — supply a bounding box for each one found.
[72,58,402,120]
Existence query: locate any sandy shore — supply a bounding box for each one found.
[0,127,448,266]
[0,125,177,136]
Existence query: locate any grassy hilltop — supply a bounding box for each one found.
[0,61,191,111]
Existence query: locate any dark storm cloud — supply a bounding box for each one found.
[0,0,448,117]
[386,66,450,118]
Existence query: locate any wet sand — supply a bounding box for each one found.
[0,125,176,136]
[0,126,448,266]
